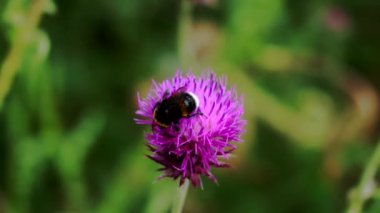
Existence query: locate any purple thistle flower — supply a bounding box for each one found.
[135,70,245,188]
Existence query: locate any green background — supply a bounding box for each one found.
[1,0,380,212]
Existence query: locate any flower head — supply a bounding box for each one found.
[135,71,245,187]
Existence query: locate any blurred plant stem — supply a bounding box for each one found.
[0,0,46,110]
[177,0,192,68]
[171,180,190,213]
[347,139,380,213]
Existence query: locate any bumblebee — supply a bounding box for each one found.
[153,88,200,131]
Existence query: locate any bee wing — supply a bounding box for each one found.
[173,85,188,94]
[162,90,170,100]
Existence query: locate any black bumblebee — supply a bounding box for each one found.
[153,88,201,131]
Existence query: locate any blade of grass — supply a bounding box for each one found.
[0,0,46,110]
[347,138,380,213]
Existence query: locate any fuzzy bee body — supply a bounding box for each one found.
[153,89,200,130]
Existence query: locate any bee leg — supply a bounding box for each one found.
[151,123,158,132]
[173,121,180,132]
[199,110,208,118]
[152,122,164,132]
[153,102,160,113]
[186,111,204,118]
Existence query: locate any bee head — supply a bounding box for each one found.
[186,91,199,110]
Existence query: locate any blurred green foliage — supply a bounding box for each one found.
[1,0,380,212]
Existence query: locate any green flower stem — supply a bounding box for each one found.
[171,180,190,213]
[347,138,380,213]
[0,0,46,110]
